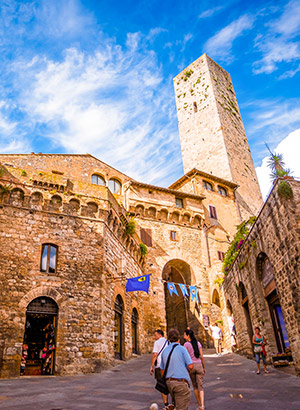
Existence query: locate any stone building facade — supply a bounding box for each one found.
[223,178,300,375]
[0,54,269,378]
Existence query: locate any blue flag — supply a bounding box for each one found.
[126,274,151,293]
[179,283,189,297]
[167,282,178,297]
[189,285,199,303]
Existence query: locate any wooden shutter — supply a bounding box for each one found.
[140,228,152,247]
[209,205,217,219]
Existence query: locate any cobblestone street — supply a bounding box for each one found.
[0,351,299,410]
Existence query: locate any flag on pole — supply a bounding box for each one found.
[167,282,178,297]
[126,274,151,293]
[189,285,199,303]
[178,283,189,297]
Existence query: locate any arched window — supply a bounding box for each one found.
[218,186,227,196]
[131,308,138,354]
[203,180,213,191]
[91,174,105,186]
[40,244,58,274]
[212,289,221,307]
[114,295,124,360]
[108,178,121,194]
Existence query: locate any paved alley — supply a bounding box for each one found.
[0,352,299,410]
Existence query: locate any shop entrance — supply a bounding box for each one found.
[260,255,291,354]
[21,296,58,376]
[267,291,290,352]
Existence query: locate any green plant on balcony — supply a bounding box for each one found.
[222,216,256,274]
[125,217,136,235]
[139,243,148,257]
[0,184,12,194]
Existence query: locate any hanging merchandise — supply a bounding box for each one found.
[189,285,199,303]
[178,283,189,297]
[126,274,151,293]
[167,282,179,297]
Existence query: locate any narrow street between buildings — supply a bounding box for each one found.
[0,351,299,410]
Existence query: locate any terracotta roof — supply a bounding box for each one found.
[169,168,238,190]
[130,180,205,200]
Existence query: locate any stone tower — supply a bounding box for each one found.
[174,53,262,219]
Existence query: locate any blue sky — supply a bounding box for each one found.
[0,0,300,196]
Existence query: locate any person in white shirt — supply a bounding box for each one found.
[210,323,223,356]
[150,329,171,410]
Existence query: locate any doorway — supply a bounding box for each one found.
[21,297,58,376]
[114,295,124,360]
[267,291,290,352]
[131,308,138,354]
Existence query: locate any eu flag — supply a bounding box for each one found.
[126,274,151,293]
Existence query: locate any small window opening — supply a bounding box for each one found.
[209,205,217,219]
[193,102,198,113]
[217,251,225,261]
[40,244,58,274]
[175,197,183,208]
[170,231,178,241]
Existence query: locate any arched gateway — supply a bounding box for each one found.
[162,259,204,342]
[21,296,58,376]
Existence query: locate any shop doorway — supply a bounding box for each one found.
[114,295,124,360]
[21,296,58,376]
[267,291,290,352]
[259,254,291,354]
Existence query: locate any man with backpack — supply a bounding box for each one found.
[150,329,170,409]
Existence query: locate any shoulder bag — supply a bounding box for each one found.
[154,340,168,367]
[155,344,178,395]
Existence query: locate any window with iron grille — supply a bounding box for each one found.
[217,251,225,261]
[40,244,58,273]
[140,228,152,247]
[209,205,217,219]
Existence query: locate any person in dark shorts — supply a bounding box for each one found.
[184,329,206,410]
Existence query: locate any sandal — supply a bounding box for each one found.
[256,370,260,374]
[265,369,270,374]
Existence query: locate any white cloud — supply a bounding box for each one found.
[255,129,300,199]
[199,6,224,19]
[253,0,300,74]
[204,14,255,61]
[279,64,300,79]
[15,39,182,186]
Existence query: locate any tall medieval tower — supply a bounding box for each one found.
[174,54,263,219]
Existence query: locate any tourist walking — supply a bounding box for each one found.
[210,323,223,356]
[184,329,206,410]
[160,329,193,410]
[253,327,270,374]
[150,329,170,409]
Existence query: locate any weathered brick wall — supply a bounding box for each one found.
[223,179,300,375]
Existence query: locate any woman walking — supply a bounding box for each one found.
[252,327,270,374]
[184,329,206,410]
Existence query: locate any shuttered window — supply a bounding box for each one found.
[209,205,217,219]
[217,251,225,261]
[140,228,152,247]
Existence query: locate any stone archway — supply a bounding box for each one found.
[162,259,203,341]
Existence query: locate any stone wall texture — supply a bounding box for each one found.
[174,53,263,220]
[223,179,300,375]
